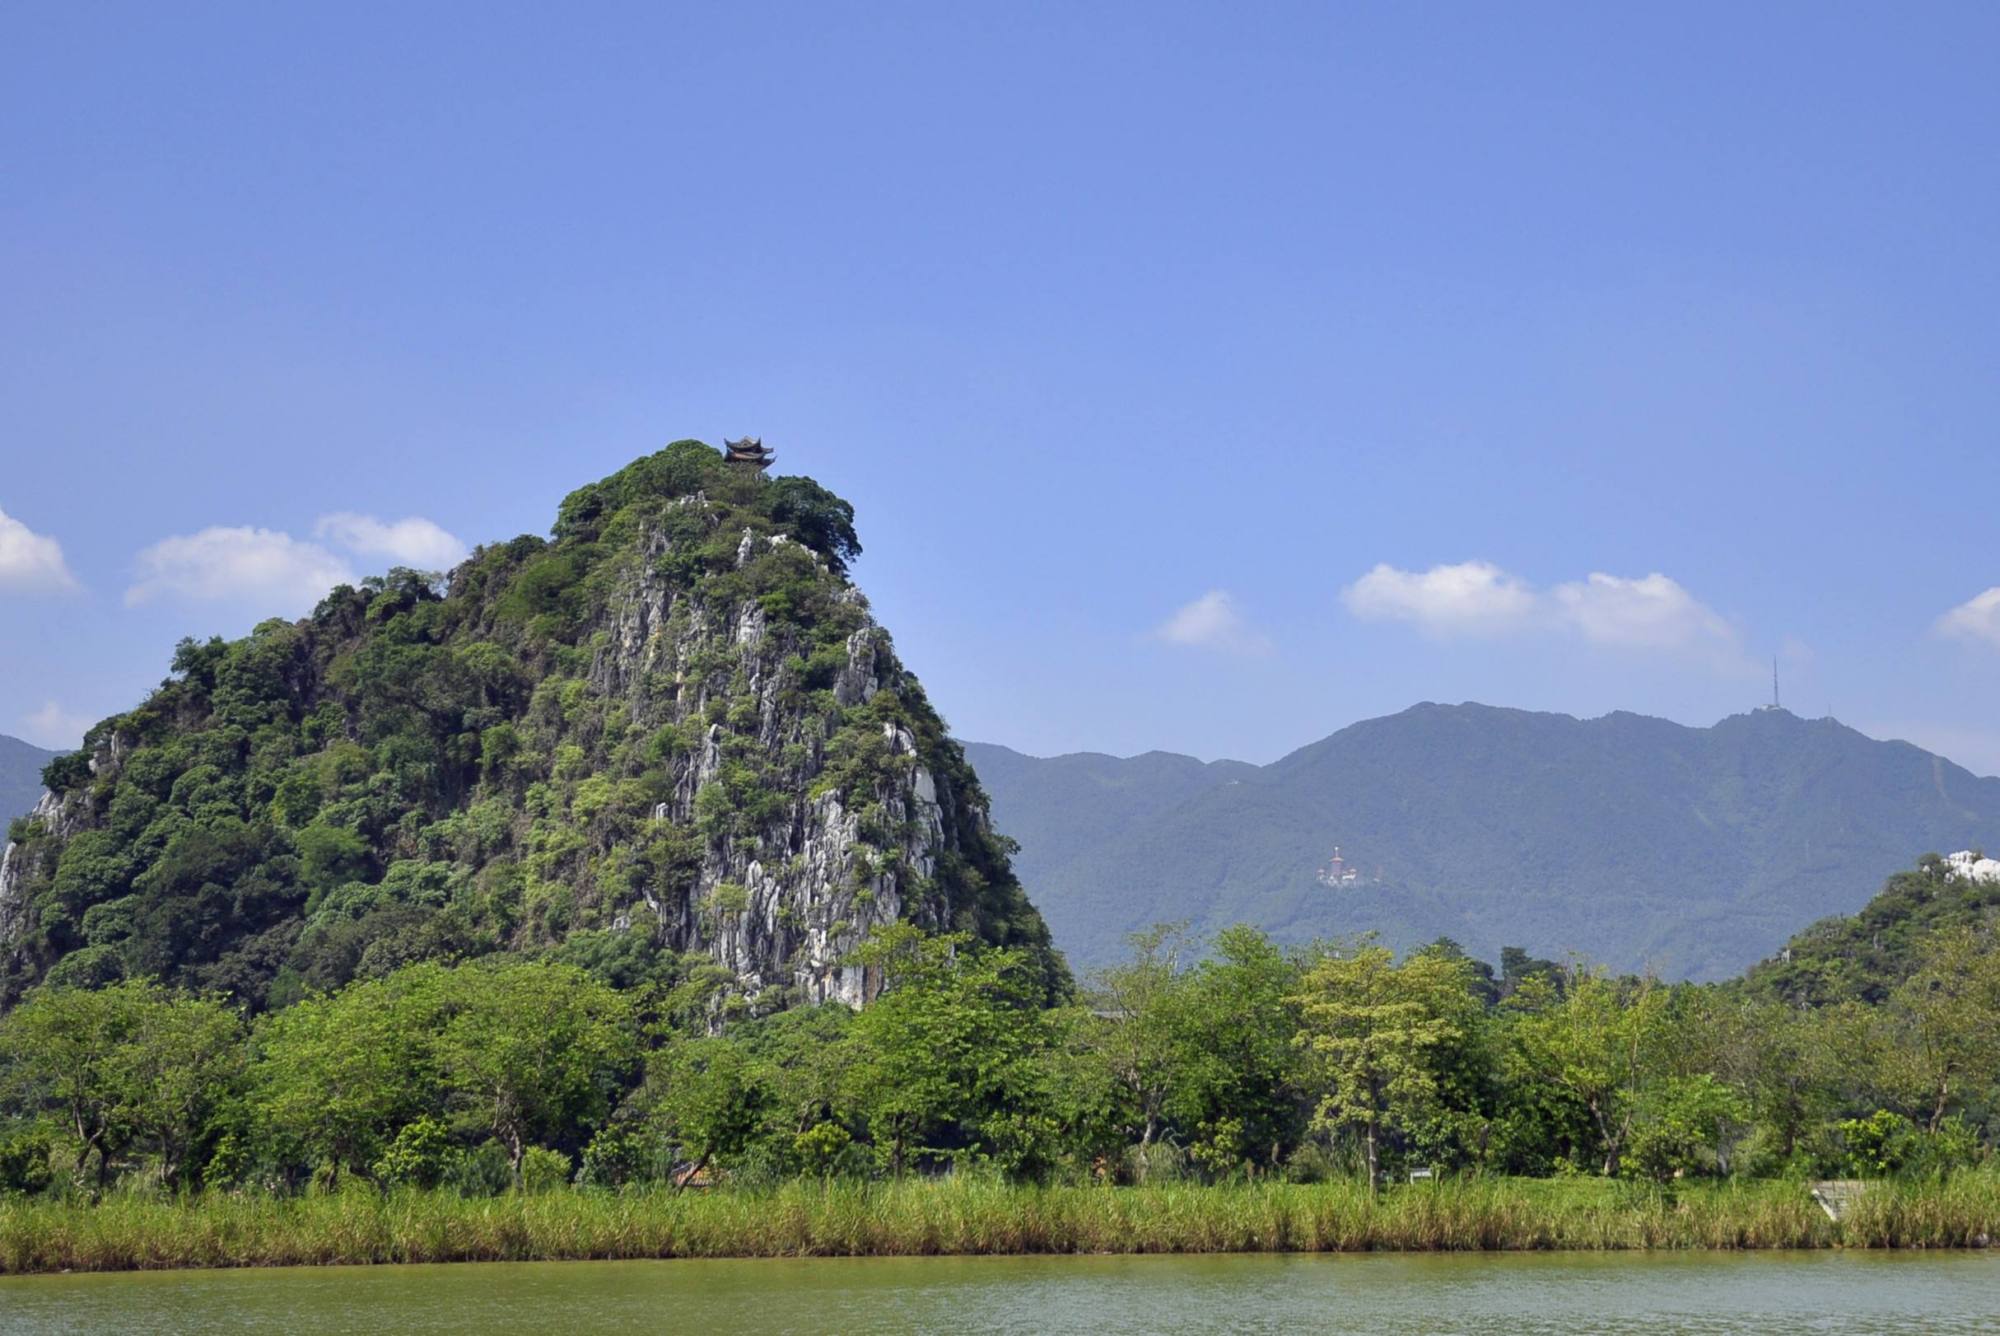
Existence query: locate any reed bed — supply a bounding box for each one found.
[1,1176,1993,1274]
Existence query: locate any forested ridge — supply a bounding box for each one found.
[969,706,2000,980]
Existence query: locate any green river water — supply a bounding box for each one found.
[1,1252,1996,1333]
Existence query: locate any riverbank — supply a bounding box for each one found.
[2,1177,1995,1274]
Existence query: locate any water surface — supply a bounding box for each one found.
[2,1251,1996,1334]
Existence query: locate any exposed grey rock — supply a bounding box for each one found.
[582,521,959,1009]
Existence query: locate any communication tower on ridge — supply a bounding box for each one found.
[1760,657,1783,712]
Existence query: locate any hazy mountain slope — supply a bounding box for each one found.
[978,703,2000,980]
[958,744,1257,873]
[0,736,57,824]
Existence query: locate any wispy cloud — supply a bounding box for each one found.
[124,510,465,614]
[314,513,467,570]
[1937,587,2000,649]
[1550,572,1736,653]
[1153,590,1274,656]
[0,506,80,594]
[1344,560,1749,669]
[126,526,356,612]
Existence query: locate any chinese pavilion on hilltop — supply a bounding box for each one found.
[724,437,776,470]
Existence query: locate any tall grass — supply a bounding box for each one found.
[0,1176,1993,1274]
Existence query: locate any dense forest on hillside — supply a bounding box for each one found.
[1,856,1995,1201]
[0,442,1058,1013]
[1745,851,2000,1006]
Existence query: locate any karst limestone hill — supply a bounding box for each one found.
[1,441,1061,1011]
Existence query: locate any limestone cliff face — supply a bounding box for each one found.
[0,443,1060,1010]
[584,521,979,1006]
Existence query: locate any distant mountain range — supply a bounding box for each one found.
[0,735,57,825]
[967,703,2000,981]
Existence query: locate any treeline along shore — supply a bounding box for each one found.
[3,856,2000,1271]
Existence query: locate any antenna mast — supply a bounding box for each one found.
[1771,657,1780,712]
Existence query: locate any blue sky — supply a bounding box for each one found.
[5,3,2000,769]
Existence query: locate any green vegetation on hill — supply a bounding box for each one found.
[1745,852,2000,1006]
[0,441,1057,1010]
[970,705,2000,979]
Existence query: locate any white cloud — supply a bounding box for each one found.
[125,527,356,612]
[1937,587,2000,649]
[21,700,95,750]
[314,512,468,570]
[1551,572,1736,652]
[1344,560,1747,666]
[0,507,80,594]
[1341,561,1538,636]
[1153,590,1274,656]
[121,508,463,616]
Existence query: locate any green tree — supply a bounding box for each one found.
[733,1003,859,1149]
[0,985,142,1185]
[0,981,244,1188]
[762,476,861,573]
[1168,925,1307,1176]
[1707,996,1859,1173]
[114,989,245,1186]
[1086,923,1192,1153]
[650,1036,765,1188]
[1881,927,2000,1133]
[1292,941,1477,1190]
[1508,967,1670,1176]
[252,966,452,1180]
[433,960,635,1182]
[1625,1073,1748,1182]
[845,925,1046,1175]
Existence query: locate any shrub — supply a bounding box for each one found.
[0,1130,54,1197]
[372,1117,455,1190]
[520,1147,572,1194]
[793,1121,856,1177]
[578,1121,664,1189]
[444,1141,512,1198]
[1839,1110,1918,1177]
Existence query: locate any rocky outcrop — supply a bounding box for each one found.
[1,770,99,947]
[585,525,956,1007]
[0,837,25,949]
